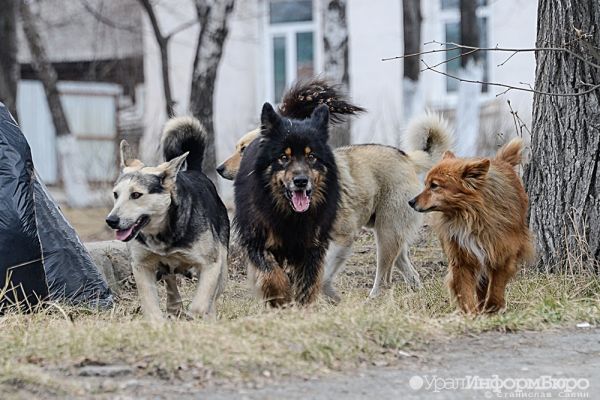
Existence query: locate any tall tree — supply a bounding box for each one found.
[402,0,422,124]
[20,0,94,207]
[322,0,351,147]
[138,0,176,119]
[189,0,235,184]
[524,1,600,269]
[0,0,20,120]
[459,0,479,63]
[454,0,481,157]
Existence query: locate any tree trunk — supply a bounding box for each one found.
[20,1,70,136]
[20,0,95,207]
[189,0,235,185]
[138,0,175,119]
[524,1,600,270]
[0,0,19,120]
[402,0,422,125]
[455,0,481,157]
[459,0,478,67]
[322,0,351,147]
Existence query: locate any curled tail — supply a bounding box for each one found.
[404,113,454,174]
[495,137,524,167]
[278,78,366,124]
[161,116,207,172]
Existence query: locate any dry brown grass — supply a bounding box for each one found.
[1,224,600,398]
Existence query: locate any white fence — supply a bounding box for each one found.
[17,80,121,185]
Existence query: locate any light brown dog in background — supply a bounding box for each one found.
[409,138,535,314]
[219,115,453,300]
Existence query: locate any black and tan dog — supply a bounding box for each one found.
[106,117,229,321]
[221,114,453,301]
[234,103,339,306]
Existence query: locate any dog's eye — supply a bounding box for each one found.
[113,192,118,199]
[307,153,316,162]
[130,192,143,200]
[240,146,246,155]
[430,182,439,190]
[279,154,289,163]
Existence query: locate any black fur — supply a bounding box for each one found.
[118,173,165,194]
[162,117,206,171]
[137,118,229,250]
[137,171,229,249]
[278,78,366,124]
[234,103,340,305]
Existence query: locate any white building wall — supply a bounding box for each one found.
[420,0,537,142]
[144,0,538,199]
[347,0,404,146]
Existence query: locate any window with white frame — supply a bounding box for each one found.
[265,0,317,103]
[440,0,490,93]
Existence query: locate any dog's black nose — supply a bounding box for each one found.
[293,175,309,188]
[105,215,120,229]
[216,164,225,176]
[408,198,417,209]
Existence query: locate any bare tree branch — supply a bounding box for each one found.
[419,58,600,97]
[20,0,70,136]
[165,18,198,40]
[189,0,235,183]
[138,0,175,118]
[506,99,531,138]
[383,38,600,97]
[78,0,140,33]
[0,0,19,120]
[383,40,600,70]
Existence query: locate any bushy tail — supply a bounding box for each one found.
[278,78,366,124]
[495,137,524,167]
[404,113,454,174]
[161,116,207,172]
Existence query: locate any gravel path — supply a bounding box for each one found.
[199,328,600,400]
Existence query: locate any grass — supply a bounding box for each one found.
[1,227,599,396]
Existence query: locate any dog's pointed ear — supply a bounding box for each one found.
[260,102,281,137]
[161,152,189,185]
[120,140,143,169]
[442,150,456,160]
[311,104,329,140]
[462,159,490,181]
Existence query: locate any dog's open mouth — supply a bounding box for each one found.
[285,189,312,213]
[115,215,150,242]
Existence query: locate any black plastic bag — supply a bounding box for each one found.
[0,105,48,311]
[0,103,113,310]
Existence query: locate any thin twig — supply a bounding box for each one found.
[419,59,600,97]
[383,40,600,71]
[165,18,198,40]
[420,48,479,72]
[497,50,518,67]
[78,0,140,33]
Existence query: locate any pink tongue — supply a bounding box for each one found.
[116,226,134,241]
[291,191,310,212]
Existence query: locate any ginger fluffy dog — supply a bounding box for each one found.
[409,138,535,314]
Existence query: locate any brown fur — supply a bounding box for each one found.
[249,262,292,307]
[410,138,535,314]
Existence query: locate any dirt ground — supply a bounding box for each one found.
[153,328,600,399]
[13,207,596,399]
[7,328,598,399]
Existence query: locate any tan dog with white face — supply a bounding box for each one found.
[216,128,260,180]
[108,117,229,322]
